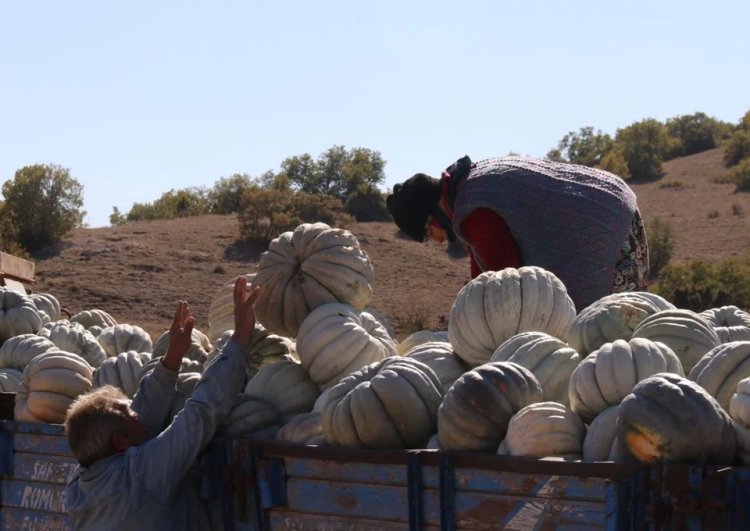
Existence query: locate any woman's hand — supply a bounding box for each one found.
[231,276,261,348]
[162,300,195,371]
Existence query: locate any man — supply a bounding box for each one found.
[64,276,260,530]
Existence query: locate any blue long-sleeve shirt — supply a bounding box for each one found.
[65,340,246,530]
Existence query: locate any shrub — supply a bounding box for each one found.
[615,119,669,181]
[596,151,630,180]
[708,210,720,219]
[118,188,211,223]
[208,174,255,214]
[647,216,676,277]
[732,203,745,217]
[730,158,750,192]
[723,130,750,167]
[659,180,690,189]
[344,184,391,222]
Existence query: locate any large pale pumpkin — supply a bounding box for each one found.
[152,328,212,363]
[404,341,467,394]
[170,372,202,418]
[688,340,750,412]
[39,321,107,368]
[14,349,93,424]
[0,334,57,370]
[320,357,443,449]
[251,222,374,338]
[0,368,23,392]
[245,326,298,378]
[244,359,320,423]
[70,309,117,330]
[499,402,585,459]
[275,412,326,445]
[221,395,280,436]
[207,274,256,343]
[617,373,736,464]
[700,306,750,343]
[569,338,683,423]
[730,377,750,427]
[396,330,450,356]
[490,331,580,405]
[583,405,620,462]
[437,361,544,452]
[0,288,43,343]
[631,309,720,374]
[448,267,576,368]
[566,291,675,357]
[93,351,152,398]
[30,293,61,324]
[97,324,153,358]
[296,303,396,390]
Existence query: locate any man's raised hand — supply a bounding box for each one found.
[162,300,195,371]
[231,276,261,348]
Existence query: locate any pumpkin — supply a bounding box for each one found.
[170,372,202,418]
[568,338,683,423]
[499,402,585,459]
[426,433,443,450]
[38,321,107,368]
[700,306,750,343]
[0,287,43,343]
[139,356,203,383]
[152,327,212,363]
[631,309,720,374]
[244,359,320,423]
[365,308,396,339]
[0,334,57,370]
[70,309,117,330]
[207,274,256,343]
[14,349,93,424]
[688,341,750,412]
[30,293,61,324]
[582,405,620,462]
[397,330,450,356]
[275,412,326,445]
[245,326,298,378]
[730,377,750,428]
[0,368,23,392]
[93,351,152,398]
[221,395,280,436]
[296,303,397,390]
[735,421,750,466]
[617,373,736,464]
[251,222,374,338]
[437,361,544,452]
[97,324,153,358]
[448,267,576,368]
[566,291,675,357]
[320,357,443,449]
[489,331,581,405]
[404,341,467,394]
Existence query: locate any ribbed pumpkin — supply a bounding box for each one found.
[275,412,326,445]
[700,306,750,343]
[38,321,107,368]
[0,368,23,392]
[489,331,581,405]
[365,308,396,340]
[252,222,374,338]
[0,288,43,343]
[14,350,93,424]
[404,341,466,394]
[207,274,256,343]
[320,357,443,449]
[296,303,397,390]
[245,326,298,378]
[244,359,320,423]
[169,372,202,418]
[221,395,280,436]
[152,328,212,363]
[397,330,450,356]
[437,361,544,452]
[97,324,153,358]
[566,291,675,357]
[139,356,203,382]
[735,422,750,466]
[30,293,61,324]
[499,402,585,459]
[688,340,750,412]
[730,377,750,427]
[0,334,57,370]
[448,267,576,368]
[70,309,117,330]
[617,373,736,464]
[582,405,620,462]
[631,309,720,374]
[569,338,683,423]
[92,351,152,398]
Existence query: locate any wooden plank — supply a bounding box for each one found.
[0,252,35,282]
[0,479,67,513]
[268,510,435,530]
[3,421,66,437]
[10,453,78,484]
[449,469,606,502]
[0,507,73,531]
[283,457,407,485]
[12,433,72,457]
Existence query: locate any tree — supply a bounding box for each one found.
[550,126,614,167]
[615,119,670,181]
[208,173,256,214]
[344,184,391,222]
[1,164,85,250]
[665,112,732,157]
[596,151,631,180]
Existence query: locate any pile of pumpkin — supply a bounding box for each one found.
[2,221,750,467]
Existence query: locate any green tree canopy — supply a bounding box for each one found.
[1,164,85,250]
[665,112,732,157]
[208,173,256,214]
[615,119,670,181]
[547,126,614,167]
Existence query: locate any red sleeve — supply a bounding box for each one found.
[461,208,521,277]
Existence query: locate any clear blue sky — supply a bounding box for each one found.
[2,1,748,227]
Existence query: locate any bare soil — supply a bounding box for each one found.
[29,148,750,342]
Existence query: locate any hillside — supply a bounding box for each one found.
[29,148,750,342]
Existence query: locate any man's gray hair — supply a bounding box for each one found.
[64,385,132,467]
